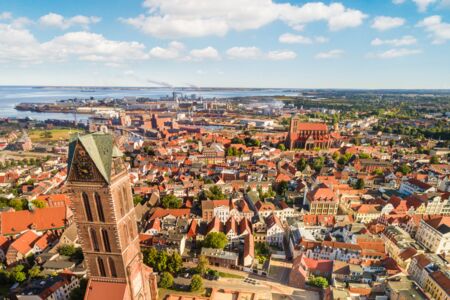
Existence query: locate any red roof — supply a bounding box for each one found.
[84,279,127,300]
[296,122,328,131]
[0,207,67,236]
[149,208,190,221]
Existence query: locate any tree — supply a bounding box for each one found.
[355,178,365,190]
[159,272,174,289]
[296,158,308,171]
[8,198,27,211]
[312,157,325,172]
[277,144,286,151]
[204,185,225,200]
[58,244,77,257]
[307,276,329,289]
[430,155,439,164]
[203,232,228,249]
[190,274,204,292]
[28,266,41,279]
[31,199,46,208]
[398,163,412,175]
[167,252,183,275]
[276,181,289,195]
[155,250,169,273]
[359,153,370,159]
[133,194,143,206]
[143,247,158,269]
[11,265,26,283]
[161,194,182,209]
[195,255,209,276]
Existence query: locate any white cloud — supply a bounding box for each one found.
[226,47,262,59]
[0,24,42,63]
[392,0,406,4]
[149,41,185,59]
[371,16,405,31]
[370,48,422,58]
[120,0,367,38]
[413,0,437,12]
[417,15,450,44]
[266,50,297,60]
[189,47,220,60]
[0,12,12,20]
[278,33,328,44]
[42,32,148,62]
[371,35,417,46]
[39,13,101,29]
[315,49,344,59]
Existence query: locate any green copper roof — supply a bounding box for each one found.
[68,132,115,183]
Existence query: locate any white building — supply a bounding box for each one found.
[415,216,450,255]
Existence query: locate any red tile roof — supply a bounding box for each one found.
[0,207,67,236]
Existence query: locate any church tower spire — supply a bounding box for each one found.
[65,132,157,300]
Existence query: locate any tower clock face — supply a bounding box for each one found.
[75,148,94,180]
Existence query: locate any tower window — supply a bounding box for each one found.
[82,192,93,222]
[97,257,106,277]
[122,186,130,212]
[101,229,112,252]
[108,257,117,278]
[95,193,105,222]
[90,228,99,251]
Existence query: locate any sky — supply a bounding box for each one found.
[0,0,450,89]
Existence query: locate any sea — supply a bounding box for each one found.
[0,86,299,122]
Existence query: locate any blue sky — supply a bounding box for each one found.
[0,0,449,88]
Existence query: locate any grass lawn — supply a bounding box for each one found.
[218,271,245,279]
[28,128,83,142]
[158,287,211,300]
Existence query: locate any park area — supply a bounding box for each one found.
[28,128,83,143]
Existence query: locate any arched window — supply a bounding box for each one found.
[108,257,117,278]
[90,228,99,251]
[118,190,125,217]
[123,223,130,244]
[97,257,106,277]
[122,186,130,212]
[101,229,111,252]
[82,192,93,221]
[95,193,105,222]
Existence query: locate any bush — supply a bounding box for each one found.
[203,232,228,249]
[159,272,174,289]
[161,194,182,209]
[308,276,329,288]
[190,274,203,292]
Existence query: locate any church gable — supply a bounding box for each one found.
[67,141,108,184]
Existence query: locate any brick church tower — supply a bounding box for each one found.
[65,132,157,300]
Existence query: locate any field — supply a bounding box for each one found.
[28,129,83,143]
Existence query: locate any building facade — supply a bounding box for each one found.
[286,118,331,150]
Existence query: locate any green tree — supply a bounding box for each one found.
[190,274,204,292]
[11,265,26,283]
[133,194,143,206]
[398,163,412,175]
[276,181,289,195]
[143,247,158,269]
[161,194,182,209]
[277,144,286,151]
[355,178,365,190]
[430,155,439,164]
[359,153,370,159]
[203,232,228,249]
[296,158,308,171]
[205,185,225,200]
[311,157,325,172]
[155,250,169,273]
[58,244,77,257]
[167,252,183,275]
[8,198,27,211]
[195,255,209,276]
[28,266,42,279]
[307,276,329,288]
[31,199,46,208]
[159,272,174,289]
